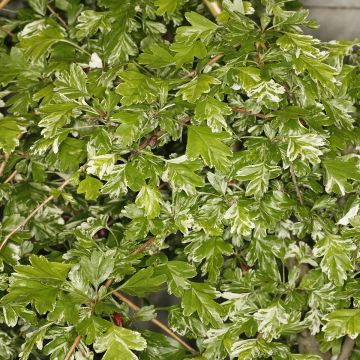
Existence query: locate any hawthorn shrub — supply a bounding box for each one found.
[0,0,360,359]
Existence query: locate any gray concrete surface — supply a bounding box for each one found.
[302,0,360,41]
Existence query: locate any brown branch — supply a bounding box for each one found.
[0,0,11,10]
[4,170,17,184]
[203,0,222,16]
[47,4,69,29]
[137,116,191,151]
[64,335,81,360]
[0,176,73,251]
[289,162,304,206]
[0,153,9,177]
[298,330,331,359]
[338,337,355,360]
[112,291,198,355]
[139,130,166,150]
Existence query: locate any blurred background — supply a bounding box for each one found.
[1,0,359,41]
[302,0,360,41]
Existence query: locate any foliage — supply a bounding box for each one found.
[0,0,359,359]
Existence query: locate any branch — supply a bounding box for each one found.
[0,0,11,10]
[0,153,9,177]
[4,170,17,184]
[112,291,198,355]
[64,335,81,360]
[338,337,355,360]
[289,162,304,206]
[0,176,73,251]
[137,117,191,151]
[47,4,69,29]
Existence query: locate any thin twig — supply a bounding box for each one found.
[131,237,156,255]
[0,153,9,177]
[338,337,355,360]
[4,170,17,183]
[64,335,81,360]
[112,291,198,355]
[203,0,222,16]
[0,176,73,251]
[289,162,304,206]
[0,0,11,10]
[183,53,225,78]
[139,130,166,150]
[137,117,191,151]
[47,4,69,29]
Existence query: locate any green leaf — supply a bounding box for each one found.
[236,66,261,91]
[0,48,30,86]
[156,261,197,297]
[170,40,207,67]
[141,330,186,360]
[230,338,289,360]
[28,0,48,16]
[313,234,355,286]
[155,0,183,15]
[0,117,25,153]
[277,33,320,56]
[1,256,72,314]
[77,315,110,344]
[323,99,355,130]
[176,12,218,43]
[116,71,161,106]
[323,156,360,195]
[293,56,337,90]
[236,163,282,199]
[223,202,255,237]
[87,154,115,179]
[254,304,290,341]
[102,165,128,198]
[138,44,174,68]
[186,126,232,172]
[19,324,51,360]
[194,96,232,132]
[246,80,285,109]
[55,63,88,98]
[113,112,143,147]
[75,10,110,40]
[77,175,103,200]
[94,324,147,360]
[121,267,166,297]
[176,75,221,103]
[19,23,66,61]
[135,185,162,219]
[182,282,223,327]
[57,137,86,172]
[163,156,205,195]
[287,134,326,165]
[324,309,360,340]
[80,251,114,289]
[187,236,233,283]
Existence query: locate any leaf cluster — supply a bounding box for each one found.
[0,0,360,359]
